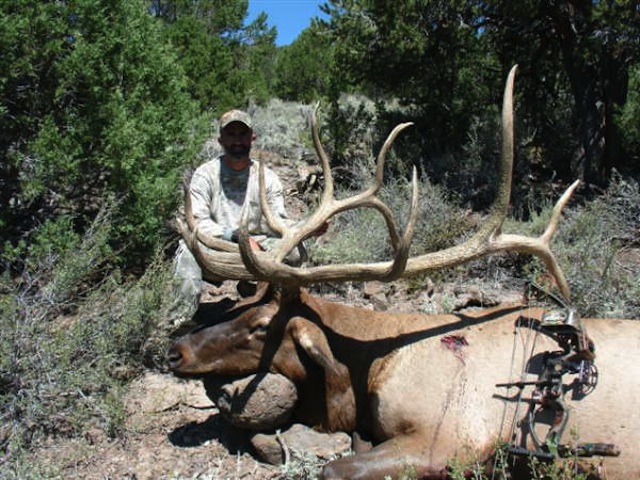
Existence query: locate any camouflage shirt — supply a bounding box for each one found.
[189,157,291,246]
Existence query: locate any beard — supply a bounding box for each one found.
[225,144,250,159]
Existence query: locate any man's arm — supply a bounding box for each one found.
[264,172,290,225]
[189,163,228,239]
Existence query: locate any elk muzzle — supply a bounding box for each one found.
[167,339,196,373]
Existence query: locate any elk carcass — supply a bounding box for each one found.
[169,67,640,479]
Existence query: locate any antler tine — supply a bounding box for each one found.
[338,122,414,251]
[252,104,338,254]
[238,106,337,263]
[306,111,411,204]
[310,103,335,201]
[239,165,420,286]
[380,166,420,280]
[490,179,579,300]
[256,159,287,238]
[373,122,410,195]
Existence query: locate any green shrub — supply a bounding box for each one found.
[555,175,640,317]
[617,64,640,169]
[0,0,206,270]
[0,204,178,473]
[490,174,640,318]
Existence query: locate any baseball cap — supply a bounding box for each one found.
[219,109,252,131]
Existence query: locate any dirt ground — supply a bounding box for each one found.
[30,370,279,480]
[30,279,290,479]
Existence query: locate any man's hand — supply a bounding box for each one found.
[249,237,264,251]
[230,229,263,251]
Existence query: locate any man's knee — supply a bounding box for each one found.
[173,241,203,307]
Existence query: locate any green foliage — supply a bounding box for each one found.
[444,112,502,210]
[250,99,314,160]
[155,0,277,111]
[0,206,178,471]
[241,12,278,102]
[325,0,500,155]
[483,0,640,184]
[320,93,379,174]
[161,13,237,109]
[278,450,325,479]
[527,457,588,480]
[556,175,640,318]
[323,0,640,189]
[617,64,640,170]
[1,0,206,270]
[495,173,640,318]
[319,1,510,207]
[150,0,246,32]
[272,20,335,103]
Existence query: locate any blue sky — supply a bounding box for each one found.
[247,0,328,46]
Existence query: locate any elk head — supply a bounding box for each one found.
[167,283,281,375]
[168,281,352,415]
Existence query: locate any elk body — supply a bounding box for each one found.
[169,285,639,479]
[169,67,639,479]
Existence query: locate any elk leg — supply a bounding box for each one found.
[319,433,449,480]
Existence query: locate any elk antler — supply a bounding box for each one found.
[239,109,419,276]
[179,65,577,300]
[238,65,577,299]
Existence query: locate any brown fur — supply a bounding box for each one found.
[168,284,640,479]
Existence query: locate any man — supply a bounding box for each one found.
[174,109,324,309]
[173,110,322,430]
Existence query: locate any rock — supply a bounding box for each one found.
[203,373,298,431]
[363,281,385,297]
[127,372,212,414]
[363,281,390,310]
[251,424,352,465]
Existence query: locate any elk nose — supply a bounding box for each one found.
[167,344,184,370]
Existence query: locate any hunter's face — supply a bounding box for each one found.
[219,122,254,159]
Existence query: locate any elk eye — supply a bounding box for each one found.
[250,317,270,334]
[252,324,267,334]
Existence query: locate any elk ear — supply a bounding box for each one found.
[289,317,356,431]
[289,317,340,374]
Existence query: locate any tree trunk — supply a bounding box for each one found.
[549,1,626,187]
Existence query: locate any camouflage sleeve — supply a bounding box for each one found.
[264,168,291,227]
[189,161,227,238]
